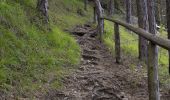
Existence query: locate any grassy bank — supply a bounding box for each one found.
[0,0,93,98]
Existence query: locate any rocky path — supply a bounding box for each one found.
[43,25,149,100]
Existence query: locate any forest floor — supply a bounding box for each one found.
[41,24,169,100]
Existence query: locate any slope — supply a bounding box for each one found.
[0,0,93,98]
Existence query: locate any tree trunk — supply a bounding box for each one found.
[125,0,132,24]
[114,0,118,13]
[166,0,170,74]
[155,0,161,25]
[84,0,88,11]
[37,0,49,23]
[147,0,160,100]
[136,0,148,62]
[108,0,114,16]
[94,0,104,41]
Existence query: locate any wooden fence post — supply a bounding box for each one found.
[147,0,160,99]
[148,43,160,100]
[98,17,104,41]
[114,23,121,63]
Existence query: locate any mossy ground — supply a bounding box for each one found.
[0,0,93,97]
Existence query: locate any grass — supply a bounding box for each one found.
[103,20,138,56]
[49,0,93,30]
[0,0,93,98]
[103,17,170,90]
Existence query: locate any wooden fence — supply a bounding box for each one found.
[94,0,170,100]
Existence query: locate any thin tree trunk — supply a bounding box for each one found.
[84,0,88,11]
[114,0,118,12]
[37,0,49,23]
[125,0,132,24]
[108,0,114,16]
[155,0,161,25]
[147,0,160,100]
[136,0,148,62]
[166,0,170,74]
[94,0,104,41]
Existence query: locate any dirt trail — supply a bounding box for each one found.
[43,25,150,100]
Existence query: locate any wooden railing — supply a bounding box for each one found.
[100,18,170,100]
[102,17,170,62]
[103,17,170,50]
[99,14,170,100]
[93,0,170,100]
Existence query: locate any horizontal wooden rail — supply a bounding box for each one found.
[102,17,170,50]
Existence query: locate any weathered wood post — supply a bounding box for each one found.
[147,0,160,99]
[114,23,121,63]
[94,0,104,41]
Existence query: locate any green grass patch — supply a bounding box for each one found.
[49,0,93,29]
[0,0,91,97]
[103,20,138,56]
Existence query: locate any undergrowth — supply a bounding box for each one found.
[0,0,92,98]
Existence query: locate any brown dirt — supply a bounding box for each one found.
[41,24,169,100]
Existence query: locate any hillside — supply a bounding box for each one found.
[0,0,93,98]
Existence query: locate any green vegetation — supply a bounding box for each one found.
[0,0,93,97]
[0,0,169,98]
[49,0,93,29]
[103,20,138,56]
[103,17,170,90]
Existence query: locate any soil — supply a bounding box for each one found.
[42,24,169,100]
